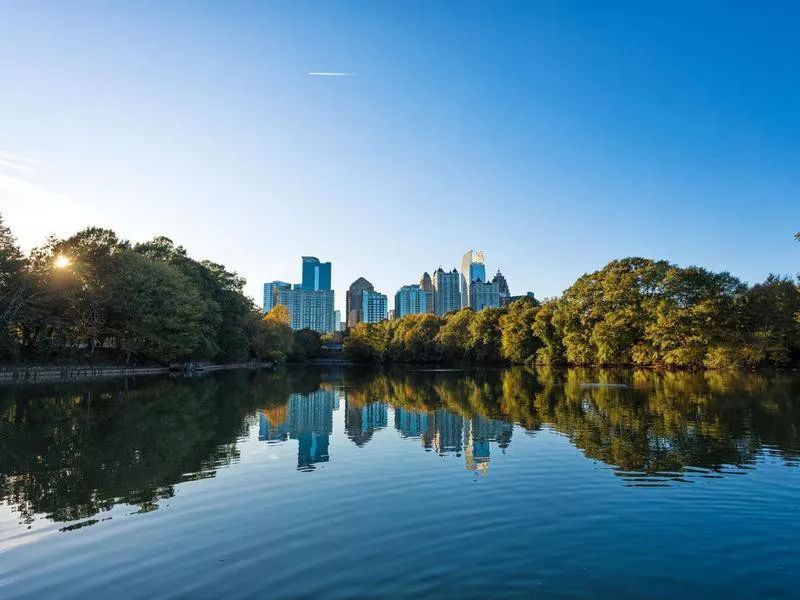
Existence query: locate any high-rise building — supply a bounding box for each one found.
[388,309,396,321]
[461,250,487,309]
[276,257,335,333]
[419,272,435,314]
[334,310,342,332]
[362,290,388,323]
[263,281,291,313]
[301,256,332,291]
[394,284,430,318]
[346,277,375,328]
[492,270,511,306]
[432,267,461,315]
[469,279,501,311]
[278,287,336,333]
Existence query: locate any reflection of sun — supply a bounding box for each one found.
[54,255,71,269]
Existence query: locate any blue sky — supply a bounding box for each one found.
[1,1,798,311]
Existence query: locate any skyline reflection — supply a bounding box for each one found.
[1,366,799,530]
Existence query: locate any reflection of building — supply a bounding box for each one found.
[461,250,487,309]
[394,407,436,449]
[463,415,514,474]
[263,281,291,313]
[258,388,339,471]
[345,397,388,446]
[432,267,461,315]
[392,406,514,474]
[433,410,464,455]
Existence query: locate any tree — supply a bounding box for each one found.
[500,297,539,363]
[435,309,474,362]
[292,329,322,360]
[0,214,26,358]
[107,251,203,364]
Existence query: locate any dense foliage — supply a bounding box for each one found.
[346,257,800,369]
[0,216,319,365]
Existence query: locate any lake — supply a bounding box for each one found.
[1,366,799,599]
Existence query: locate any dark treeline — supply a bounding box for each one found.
[0,215,320,365]
[345,256,800,369]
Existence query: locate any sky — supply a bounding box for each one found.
[1,0,799,312]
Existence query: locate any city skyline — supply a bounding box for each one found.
[2,2,798,318]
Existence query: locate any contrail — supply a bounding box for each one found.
[308,72,355,77]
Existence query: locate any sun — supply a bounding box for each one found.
[54,255,71,269]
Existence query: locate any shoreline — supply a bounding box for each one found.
[0,362,276,385]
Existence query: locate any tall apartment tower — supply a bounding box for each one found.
[276,257,335,333]
[263,281,291,313]
[394,284,430,318]
[492,269,511,305]
[362,290,388,323]
[432,267,461,315]
[346,277,375,328]
[419,272,435,314]
[461,250,487,309]
[469,279,501,311]
[301,256,332,291]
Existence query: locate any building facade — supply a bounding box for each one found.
[362,290,388,324]
[346,277,375,328]
[275,256,335,333]
[301,256,332,291]
[394,284,430,318]
[432,267,461,315]
[278,287,336,333]
[419,272,436,314]
[263,281,291,313]
[492,270,511,305]
[461,250,487,309]
[468,279,501,311]
[334,310,342,332]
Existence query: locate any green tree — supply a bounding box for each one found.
[107,251,203,364]
[500,297,539,363]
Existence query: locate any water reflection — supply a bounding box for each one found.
[1,366,799,530]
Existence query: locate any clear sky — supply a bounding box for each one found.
[2,1,798,311]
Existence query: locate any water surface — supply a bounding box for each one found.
[1,366,799,598]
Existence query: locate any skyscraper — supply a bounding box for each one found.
[301,256,332,291]
[461,250,487,309]
[362,290,388,323]
[346,277,375,328]
[469,279,501,311]
[276,257,335,333]
[263,281,291,313]
[334,310,342,332]
[278,286,336,333]
[432,267,461,315]
[394,284,430,318]
[493,269,511,305]
[419,272,435,314]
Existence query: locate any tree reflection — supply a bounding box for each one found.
[2,367,799,529]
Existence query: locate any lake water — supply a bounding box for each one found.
[1,366,799,599]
